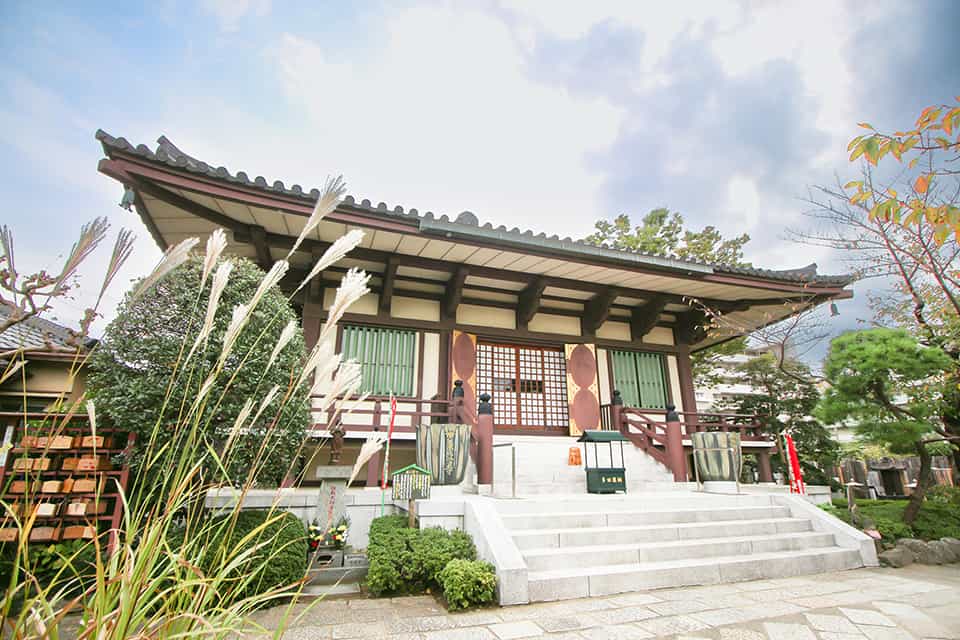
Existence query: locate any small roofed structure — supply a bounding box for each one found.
[0,304,92,413]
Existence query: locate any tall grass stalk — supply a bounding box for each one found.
[1,180,368,638]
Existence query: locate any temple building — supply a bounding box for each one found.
[95,130,853,490]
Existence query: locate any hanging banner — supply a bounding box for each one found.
[784,433,806,495]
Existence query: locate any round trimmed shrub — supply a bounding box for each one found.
[439,559,496,611]
[203,509,308,603]
[88,256,309,486]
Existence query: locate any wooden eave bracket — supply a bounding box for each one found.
[630,295,669,341]
[379,257,398,313]
[516,277,547,330]
[442,266,468,320]
[581,288,617,337]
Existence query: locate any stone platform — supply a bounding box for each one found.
[253,564,960,639]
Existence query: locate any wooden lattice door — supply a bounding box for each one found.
[477,342,569,432]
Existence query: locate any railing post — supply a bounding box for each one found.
[476,393,494,487]
[757,449,774,484]
[665,404,688,483]
[611,390,624,435]
[451,379,464,423]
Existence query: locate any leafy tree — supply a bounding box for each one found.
[717,351,839,484]
[584,208,751,267]
[88,256,309,487]
[794,120,960,470]
[817,329,954,525]
[586,208,752,378]
[845,98,960,243]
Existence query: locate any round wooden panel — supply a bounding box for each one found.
[571,388,600,430]
[568,344,597,388]
[452,332,476,380]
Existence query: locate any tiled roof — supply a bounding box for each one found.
[96,130,854,287]
[0,304,92,352]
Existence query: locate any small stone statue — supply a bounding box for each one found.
[329,422,345,464]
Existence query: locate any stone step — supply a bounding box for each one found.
[493,493,775,514]
[502,505,792,530]
[511,517,812,550]
[521,531,836,571]
[527,546,863,601]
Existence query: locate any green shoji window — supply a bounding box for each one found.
[341,325,416,396]
[609,350,668,409]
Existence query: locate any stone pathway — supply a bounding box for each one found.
[251,565,960,639]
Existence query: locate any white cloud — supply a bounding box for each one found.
[201,0,271,32]
[259,5,623,238]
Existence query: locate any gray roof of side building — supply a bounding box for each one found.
[96,130,854,288]
[0,303,94,351]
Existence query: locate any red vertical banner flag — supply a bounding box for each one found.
[381,394,398,489]
[783,433,806,495]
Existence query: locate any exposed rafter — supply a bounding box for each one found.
[630,295,669,341]
[516,277,546,330]
[581,288,617,337]
[442,266,468,320]
[379,256,398,313]
[118,175,826,322]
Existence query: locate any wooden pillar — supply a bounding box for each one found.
[675,345,698,433]
[665,404,688,483]
[476,393,494,486]
[302,293,324,351]
[757,449,774,483]
[366,428,382,488]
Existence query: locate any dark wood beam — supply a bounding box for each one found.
[126,176,242,231]
[442,266,468,320]
[379,256,398,313]
[309,245,325,302]
[516,277,546,330]
[249,225,273,270]
[581,288,617,337]
[630,295,669,341]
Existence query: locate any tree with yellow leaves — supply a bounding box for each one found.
[845,98,960,243]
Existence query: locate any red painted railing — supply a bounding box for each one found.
[600,394,774,482]
[309,394,465,434]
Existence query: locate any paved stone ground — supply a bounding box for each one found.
[251,565,960,639]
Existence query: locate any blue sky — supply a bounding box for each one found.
[1,1,958,363]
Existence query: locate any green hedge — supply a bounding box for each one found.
[366,515,477,598]
[825,498,960,543]
[439,559,497,611]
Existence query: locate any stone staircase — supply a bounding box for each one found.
[495,492,864,602]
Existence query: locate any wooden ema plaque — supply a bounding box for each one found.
[0,418,134,553]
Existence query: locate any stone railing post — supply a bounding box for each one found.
[611,389,624,434]
[665,404,688,483]
[756,449,774,484]
[476,393,494,487]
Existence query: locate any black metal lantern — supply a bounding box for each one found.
[577,430,628,494]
